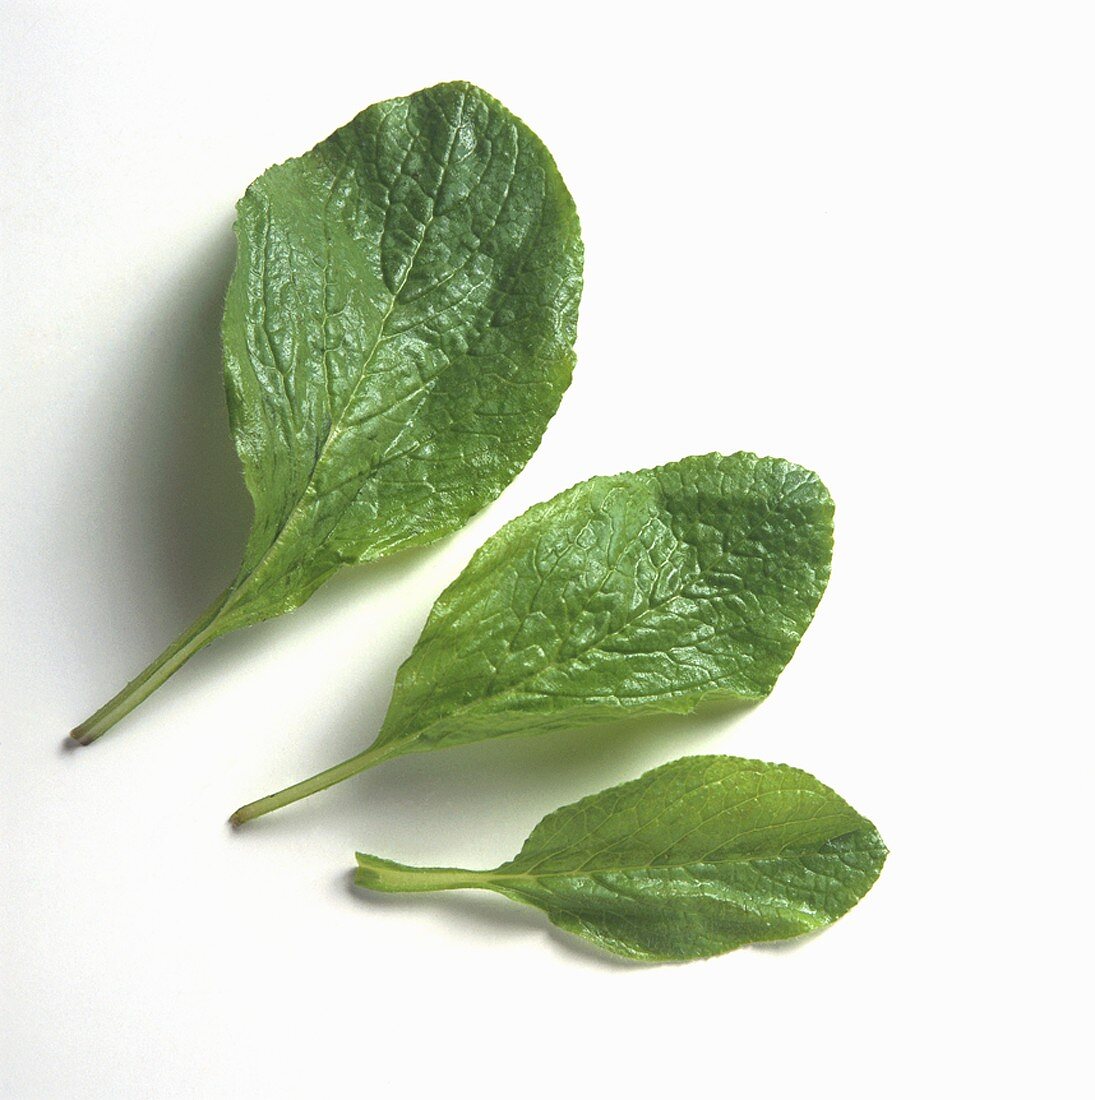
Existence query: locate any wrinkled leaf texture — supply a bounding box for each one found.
[231,452,834,821]
[374,451,834,755]
[221,80,582,630]
[73,81,581,742]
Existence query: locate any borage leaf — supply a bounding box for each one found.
[73,81,582,744]
[231,452,834,823]
[354,755,887,962]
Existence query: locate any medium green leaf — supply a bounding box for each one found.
[231,452,833,822]
[73,81,582,743]
[354,755,886,961]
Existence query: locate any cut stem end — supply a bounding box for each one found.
[229,741,401,826]
[68,590,231,745]
[353,854,486,893]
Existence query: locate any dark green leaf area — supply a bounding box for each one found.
[376,452,834,753]
[221,81,582,627]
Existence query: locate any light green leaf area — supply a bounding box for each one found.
[355,755,886,961]
[221,80,583,629]
[375,452,834,755]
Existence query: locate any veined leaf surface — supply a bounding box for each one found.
[232,453,834,822]
[73,81,582,743]
[221,81,582,627]
[354,755,887,961]
[375,451,833,753]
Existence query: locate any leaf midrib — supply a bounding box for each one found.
[489,826,870,884]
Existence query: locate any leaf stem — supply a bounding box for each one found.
[229,741,402,826]
[69,589,233,746]
[353,853,485,893]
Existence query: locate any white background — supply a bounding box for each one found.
[3,2,1091,1096]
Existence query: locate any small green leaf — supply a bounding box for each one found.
[354,755,887,961]
[73,81,582,743]
[231,452,834,823]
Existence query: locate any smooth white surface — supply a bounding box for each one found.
[2,2,1091,1096]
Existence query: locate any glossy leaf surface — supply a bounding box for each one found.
[220,80,582,628]
[374,451,833,754]
[355,755,887,961]
[231,452,833,822]
[73,81,581,742]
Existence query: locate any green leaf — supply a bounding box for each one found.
[231,452,834,823]
[72,82,582,744]
[354,755,887,961]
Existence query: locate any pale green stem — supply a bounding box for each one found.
[353,853,487,893]
[229,741,402,826]
[69,589,233,745]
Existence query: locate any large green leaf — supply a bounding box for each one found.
[354,755,887,961]
[231,452,833,822]
[221,81,582,627]
[73,81,582,743]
